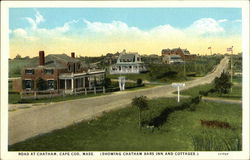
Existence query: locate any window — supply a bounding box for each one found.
[25,69,34,74]
[25,80,32,89]
[137,57,140,61]
[68,65,71,71]
[44,69,54,74]
[48,80,55,90]
[77,63,81,70]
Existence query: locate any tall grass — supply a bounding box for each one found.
[191,129,241,151]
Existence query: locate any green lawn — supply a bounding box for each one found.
[9,97,241,151]
[107,73,151,82]
[180,76,242,100]
[107,73,194,84]
[9,92,110,104]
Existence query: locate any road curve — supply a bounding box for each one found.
[9,56,229,145]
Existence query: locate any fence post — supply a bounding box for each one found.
[94,87,96,95]
[20,92,22,99]
[103,86,105,94]
[34,91,37,99]
[85,88,87,95]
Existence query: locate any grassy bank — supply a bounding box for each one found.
[9,97,241,151]
[9,92,109,104]
[180,76,242,100]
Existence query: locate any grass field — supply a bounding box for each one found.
[9,97,241,151]
[9,92,109,104]
[107,73,151,82]
[180,76,242,100]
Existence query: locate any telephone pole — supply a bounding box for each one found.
[227,46,233,93]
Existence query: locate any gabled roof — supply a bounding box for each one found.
[119,53,137,60]
[46,54,80,63]
[182,49,190,55]
[24,54,87,69]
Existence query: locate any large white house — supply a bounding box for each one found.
[162,55,184,64]
[109,50,147,74]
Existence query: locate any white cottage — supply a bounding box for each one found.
[110,50,147,74]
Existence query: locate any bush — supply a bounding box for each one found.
[191,96,202,104]
[214,71,232,95]
[103,78,112,88]
[136,78,143,85]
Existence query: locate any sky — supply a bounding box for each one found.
[9,8,242,58]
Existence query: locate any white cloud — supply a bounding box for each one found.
[25,10,45,29]
[11,15,232,45]
[233,19,242,23]
[187,18,224,35]
[13,28,27,37]
[84,19,143,36]
[149,24,184,38]
[217,19,228,23]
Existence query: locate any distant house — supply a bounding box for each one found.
[162,55,184,64]
[110,50,147,74]
[162,47,196,63]
[19,51,105,95]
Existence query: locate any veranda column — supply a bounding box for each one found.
[65,79,67,90]
[71,78,74,92]
[89,76,91,88]
[83,77,85,88]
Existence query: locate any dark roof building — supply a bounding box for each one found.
[19,51,105,95]
[162,47,196,61]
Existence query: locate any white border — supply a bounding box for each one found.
[1,1,249,160]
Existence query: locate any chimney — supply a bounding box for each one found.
[39,51,45,66]
[71,52,75,58]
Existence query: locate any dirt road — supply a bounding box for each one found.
[9,56,229,145]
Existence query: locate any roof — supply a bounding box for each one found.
[119,53,137,60]
[46,54,80,63]
[182,49,190,55]
[24,54,87,69]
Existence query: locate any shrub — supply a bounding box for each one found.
[103,78,112,88]
[191,96,202,105]
[214,71,232,95]
[136,78,143,86]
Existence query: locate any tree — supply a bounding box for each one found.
[15,54,21,59]
[214,71,232,95]
[131,96,149,129]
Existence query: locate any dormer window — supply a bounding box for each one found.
[68,64,71,72]
[25,69,34,75]
[44,69,54,74]
[77,63,81,70]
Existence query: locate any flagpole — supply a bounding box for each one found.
[230,46,233,93]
